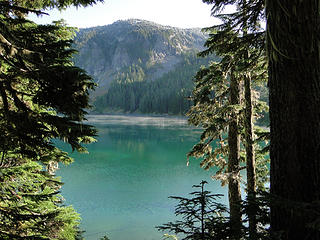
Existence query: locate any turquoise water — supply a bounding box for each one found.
[58,115,227,240]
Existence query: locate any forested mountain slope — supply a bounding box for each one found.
[73,19,215,114]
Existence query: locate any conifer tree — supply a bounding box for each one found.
[187,1,267,239]
[241,1,258,236]
[157,181,229,240]
[0,0,102,239]
[195,0,320,239]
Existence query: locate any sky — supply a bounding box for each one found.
[28,0,220,29]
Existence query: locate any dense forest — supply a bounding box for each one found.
[94,52,215,114]
[1,0,320,240]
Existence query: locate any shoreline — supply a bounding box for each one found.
[85,113,191,128]
[88,111,188,119]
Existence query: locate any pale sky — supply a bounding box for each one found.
[29,0,220,29]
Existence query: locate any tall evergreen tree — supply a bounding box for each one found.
[198,1,320,239]
[0,0,102,239]
[241,1,257,237]
[188,51,243,240]
[188,1,267,239]
[266,1,320,239]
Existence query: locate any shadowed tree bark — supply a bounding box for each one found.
[267,1,320,239]
[228,69,242,239]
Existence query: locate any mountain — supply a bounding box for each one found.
[73,19,215,114]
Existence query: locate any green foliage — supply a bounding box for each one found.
[159,182,273,240]
[94,52,215,115]
[7,0,104,10]
[0,158,81,239]
[0,1,98,239]
[163,234,179,240]
[187,62,269,188]
[187,0,269,189]
[187,2,269,239]
[157,181,229,240]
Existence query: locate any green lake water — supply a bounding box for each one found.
[58,115,227,240]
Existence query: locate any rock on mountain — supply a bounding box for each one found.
[73,19,208,98]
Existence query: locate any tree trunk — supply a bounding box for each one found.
[244,72,256,239]
[242,0,257,233]
[201,181,205,240]
[267,1,320,239]
[228,70,242,239]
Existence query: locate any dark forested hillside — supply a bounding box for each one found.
[94,53,213,114]
[73,19,214,114]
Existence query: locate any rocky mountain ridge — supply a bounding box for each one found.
[73,19,208,97]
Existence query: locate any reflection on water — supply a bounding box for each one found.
[58,115,226,240]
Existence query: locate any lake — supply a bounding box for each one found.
[58,115,227,240]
